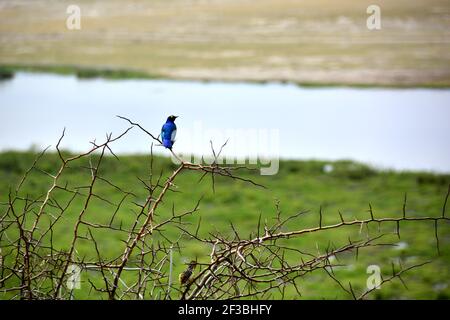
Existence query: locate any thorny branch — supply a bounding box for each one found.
[0,118,449,300]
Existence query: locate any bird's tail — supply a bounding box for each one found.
[155,143,173,151]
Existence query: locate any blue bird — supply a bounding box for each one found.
[161,115,178,150]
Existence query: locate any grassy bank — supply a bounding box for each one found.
[0,0,449,87]
[1,151,449,299]
[0,64,162,80]
[1,64,449,89]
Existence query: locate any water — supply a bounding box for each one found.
[0,72,449,173]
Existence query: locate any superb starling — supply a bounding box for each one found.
[161,115,178,150]
[179,260,197,285]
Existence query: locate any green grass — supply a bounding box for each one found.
[0,64,162,80]
[2,63,450,89]
[0,151,449,299]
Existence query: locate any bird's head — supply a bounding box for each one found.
[188,260,197,269]
[167,115,178,123]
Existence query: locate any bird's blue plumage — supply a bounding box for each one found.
[161,117,177,149]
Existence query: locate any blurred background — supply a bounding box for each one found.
[0,0,449,299]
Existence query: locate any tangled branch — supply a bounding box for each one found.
[0,118,448,300]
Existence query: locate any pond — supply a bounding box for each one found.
[0,72,449,173]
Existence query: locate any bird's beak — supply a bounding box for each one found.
[174,116,179,118]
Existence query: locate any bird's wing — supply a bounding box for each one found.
[171,129,177,142]
[161,123,169,140]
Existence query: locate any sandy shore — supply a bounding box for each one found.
[0,0,449,87]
